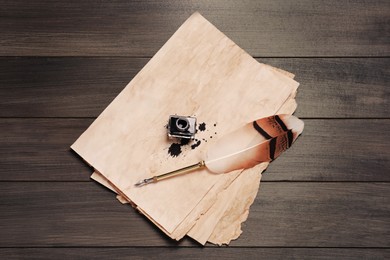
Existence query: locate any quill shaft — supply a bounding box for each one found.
[135,161,205,187]
[156,161,205,181]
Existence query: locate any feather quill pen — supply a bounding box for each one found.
[135,114,304,186]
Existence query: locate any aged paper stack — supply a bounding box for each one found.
[71,12,299,245]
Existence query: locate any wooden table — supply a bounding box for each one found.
[1,1,389,259]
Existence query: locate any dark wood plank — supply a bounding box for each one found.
[263,58,390,118]
[265,118,390,181]
[0,181,188,247]
[0,119,389,181]
[0,1,388,56]
[0,182,388,247]
[0,119,94,181]
[0,57,145,117]
[1,248,389,260]
[0,57,388,118]
[243,183,390,247]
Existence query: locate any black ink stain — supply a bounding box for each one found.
[214,123,217,127]
[191,140,201,149]
[210,136,213,138]
[199,123,206,131]
[180,138,190,145]
[168,143,182,157]
[167,138,192,157]
[168,143,181,157]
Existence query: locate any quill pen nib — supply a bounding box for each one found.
[134,177,155,187]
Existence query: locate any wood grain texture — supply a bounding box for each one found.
[0,57,388,118]
[0,57,144,117]
[0,0,388,56]
[1,0,388,256]
[0,119,94,181]
[0,182,388,247]
[1,119,388,181]
[1,248,390,260]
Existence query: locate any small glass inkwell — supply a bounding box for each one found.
[167,115,197,140]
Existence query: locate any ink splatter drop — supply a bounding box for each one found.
[214,123,217,127]
[210,136,213,138]
[167,138,193,157]
[215,132,217,135]
[180,138,190,145]
[191,140,201,149]
[168,143,182,157]
[199,123,206,131]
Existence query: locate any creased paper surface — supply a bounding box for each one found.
[72,12,299,241]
